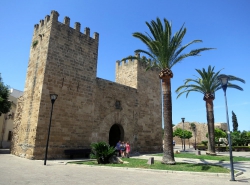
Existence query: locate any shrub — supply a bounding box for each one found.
[90,141,116,164]
[201,141,208,146]
[196,145,207,150]
[232,146,250,152]
[215,146,228,152]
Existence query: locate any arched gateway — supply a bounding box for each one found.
[109,124,124,147]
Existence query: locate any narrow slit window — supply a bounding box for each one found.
[115,100,121,109]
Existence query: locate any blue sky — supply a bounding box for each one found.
[0,0,249,131]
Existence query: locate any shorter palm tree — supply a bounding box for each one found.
[190,123,197,150]
[175,65,245,154]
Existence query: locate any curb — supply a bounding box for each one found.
[66,162,243,177]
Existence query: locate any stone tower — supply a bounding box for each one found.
[11,10,162,159]
[11,10,99,159]
[116,54,162,152]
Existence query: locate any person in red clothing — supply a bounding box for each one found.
[125,141,131,158]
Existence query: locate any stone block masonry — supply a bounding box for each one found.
[173,122,228,146]
[11,10,162,159]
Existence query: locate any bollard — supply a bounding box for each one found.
[147,157,154,165]
[196,150,201,155]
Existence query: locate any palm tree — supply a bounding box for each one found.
[124,18,213,164]
[175,66,245,154]
[190,123,197,150]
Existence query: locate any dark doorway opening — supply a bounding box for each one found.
[109,124,124,147]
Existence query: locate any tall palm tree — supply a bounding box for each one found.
[124,18,213,164]
[190,123,197,150]
[175,66,245,154]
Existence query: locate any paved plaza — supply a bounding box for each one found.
[0,146,249,185]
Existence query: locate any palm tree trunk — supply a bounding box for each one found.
[205,99,216,154]
[195,129,197,150]
[161,77,175,164]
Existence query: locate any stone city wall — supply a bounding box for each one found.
[173,122,228,146]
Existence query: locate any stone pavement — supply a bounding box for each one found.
[171,145,250,178]
[0,147,249,185]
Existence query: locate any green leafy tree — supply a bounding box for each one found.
[173,128,184,138]
[185,130,193,148]
[176,66,245,155]
[232,111,238,132]
[124,18,213,164]
[173,128,192,149]
[214,128,227,142]
[206,128,227,143]
[214,128,227,146]
[247,131,250,138]
[173,128,185,149]
[231,131,250,146]
[247,131,250,145]
[0,74,11,116]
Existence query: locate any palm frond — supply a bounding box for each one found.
[176,66,245,100]
[228,75,246,84]
[130,18,213,71]
[227,84,244,91]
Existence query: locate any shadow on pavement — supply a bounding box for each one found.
[0,149,10,154]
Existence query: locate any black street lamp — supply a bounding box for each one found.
[217,74,235,181]
[181,117,185,152]
[44,94,58,165]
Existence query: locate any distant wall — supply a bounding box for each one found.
[173,122,228,146]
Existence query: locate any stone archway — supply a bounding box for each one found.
[109,124,124,147]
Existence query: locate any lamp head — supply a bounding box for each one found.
[217,74,229,92]
[50,94,58,104]
[181,118,185,123]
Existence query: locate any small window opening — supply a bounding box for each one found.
[115,100,121,109]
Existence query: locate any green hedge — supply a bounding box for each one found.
[196,145,207,150]
[233,146,250,152]
[196,145,250,152]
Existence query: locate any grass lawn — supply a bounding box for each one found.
[152,153,250,162]
[68,158,230,173]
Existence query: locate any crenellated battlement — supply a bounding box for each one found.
[116,53,158,71]
[33,10,99,42]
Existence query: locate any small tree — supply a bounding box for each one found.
[232,111,238,132]
[214,128,227,142]
[214,128,227,146]
[173,128,184,148]
[206,128,227,146]
[0,74,11,116]
[173,128,192,149]
[231,131,249,146]
[185,131,193,148]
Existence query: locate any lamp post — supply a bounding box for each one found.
[217,74,235,181]
[44,94,58,165]
[181,117,185,152]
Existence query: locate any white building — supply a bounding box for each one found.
[0,89,23,148]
